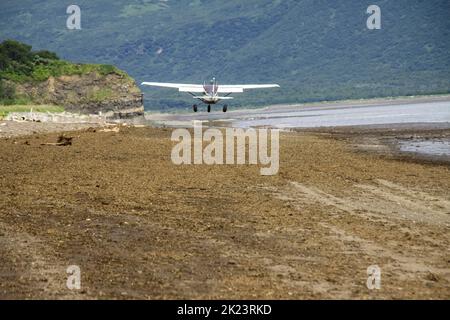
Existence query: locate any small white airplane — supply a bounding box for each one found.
[141,77,280,112]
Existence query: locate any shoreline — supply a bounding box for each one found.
[144,94,450,130]
[2,94,449,162]
[144,93,450,116]
[256,93,450,112]
[1,117,449,167]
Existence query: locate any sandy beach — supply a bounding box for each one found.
[0,120,449,299]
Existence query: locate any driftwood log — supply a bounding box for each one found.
[41,135,73,146]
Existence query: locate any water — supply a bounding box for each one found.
[232,101,450,128]
[398,140,450,157]
[147,100,450,129]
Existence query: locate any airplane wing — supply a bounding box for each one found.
[217,84,280,93]
[142,82,280,93]
[141,82,204,93]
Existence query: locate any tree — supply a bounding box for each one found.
[0,40,33,65]
[0,80,16,100]
[34,50,59,60]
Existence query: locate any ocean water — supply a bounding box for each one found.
[231,101,450,128]
[398,140,450,156]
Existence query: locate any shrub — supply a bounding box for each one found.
[0,40,126,84]
[0,80,16,100]
[34,50,59,60]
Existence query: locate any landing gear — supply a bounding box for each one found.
[223,105,228,113]
[207,105,211,113]
[193,104,198,112]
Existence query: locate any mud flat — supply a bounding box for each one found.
[0,124,449,299]
[299,125,450,165]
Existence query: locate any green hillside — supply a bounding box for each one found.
[1,0,449,110]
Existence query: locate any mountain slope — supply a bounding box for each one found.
[1,0,449,110]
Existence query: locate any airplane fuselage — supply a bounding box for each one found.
[199,96,220,104]
[198,79,223,104]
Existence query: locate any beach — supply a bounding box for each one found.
[0,122,449,299]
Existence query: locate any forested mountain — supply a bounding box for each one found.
[1,0,449,110]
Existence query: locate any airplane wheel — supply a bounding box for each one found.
[207,105,211,113]
[193,104,198,112]
[223,105,228,113]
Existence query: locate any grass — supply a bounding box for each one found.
[1,60,129,84]
[0,104,64,119]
